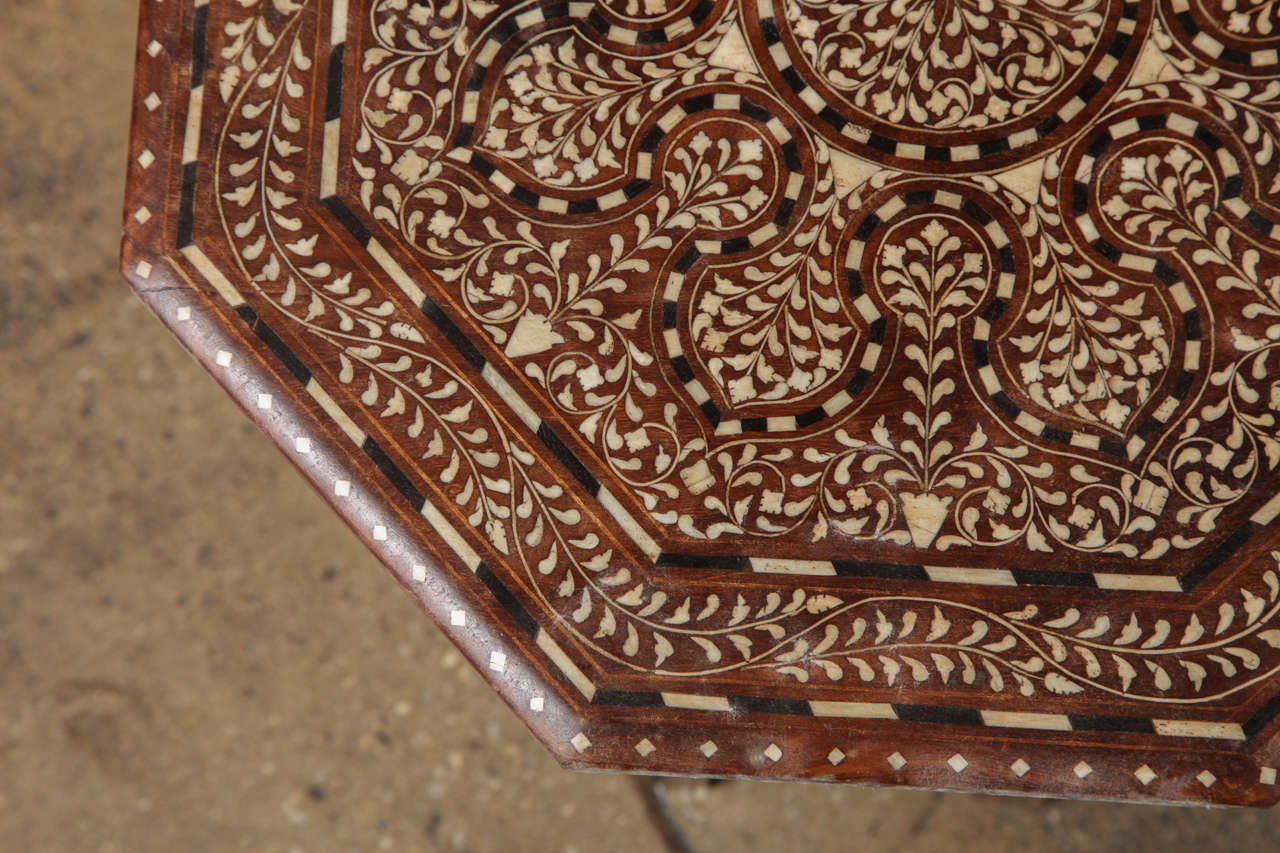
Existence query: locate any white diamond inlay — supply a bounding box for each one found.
[1010,759,1030,778]
[294,436,311,453]
[1197,770,1217,788]
[529,696,544,712]
[144,92,161,111]
[570,732,590,753]
[700,740,718,758]
[138,149,155,169]
[488,651,506,673]
[134,207,152,224]
[256,393,273,410]
[450,608,466,626]
[135,260,153,279]
[635,739,656,757]
[214,350,232,367]
[947,754,968,773]
[176,306,191,321]
[1074,761,1093,779]
[1262,767,1278,785]
[1134,765,1157,785]
[827,748,845,766]
[887,752,906,771]
[763,743,782,763]
[334,479,351,497]
[372,525,388,541]
[413,564,428,583]
[147,39,163,57]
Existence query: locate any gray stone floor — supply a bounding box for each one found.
[3,1,1280,850]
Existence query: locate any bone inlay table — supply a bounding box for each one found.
[122,0,1280,804]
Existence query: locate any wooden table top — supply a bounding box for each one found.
[122,0,1280,805]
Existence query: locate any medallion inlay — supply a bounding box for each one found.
[123,0,1280,804]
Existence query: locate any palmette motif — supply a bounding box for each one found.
[204,0,1280,705]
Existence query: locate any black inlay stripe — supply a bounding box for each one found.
[1099,437,1126,457]
[662,299,678,329]
[991,390,1020,419]
[1068,714,1154,734]
[773,196,796,226]
[1136,113,1166,132]
[1181,522,1255,589]
[190,4,209,87]
[960,198,993,226]
[325,43,345,122]
[419,294,486,371]
[671,354,694,383]
[475,562,539,638]
[894,704,983,726]
[323,195,372,247]
[832,561,928,581]
[363,436,426,509]
[730,695,812,716]
[981,297,1007,324]
[1041,424,1071,444]
[796,406,826,428]
[1244,691,1280,739]
[683,93,713,114]
[235,305,312,385]
[656,553,750,571]
[593,689,664,707]
[537,423,600,495]
[177,161,198,249]
[1246,211,1274,235]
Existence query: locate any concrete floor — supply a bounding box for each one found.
[4,1,1280,851]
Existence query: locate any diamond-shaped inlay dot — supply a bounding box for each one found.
[137,149,155,169]
[215,350,233,367]
[488,651,506,673]
[1134,765,1157,785]
[529,696,544,712]
[413,564,428,582]
[294,436,311,453]
[176,306,191,322]
[144,92,161,111]
[886,752,906,771]
[763,743,782,763]
[256,393,273,410]
[134,207,152,224]
[1010,759,1031,778]
[827,748,845,766]
[147,39,163,57]
[1074,761,1093,779]
[947,754,969,774]
[635,738,656,757]
[570,732,591,753]
[449,608,466,626]
[1197,770,1217,788]
[334,479,351,497]
[1262,767,1278,785]
[135,260,153,280]
[700,740,718,758]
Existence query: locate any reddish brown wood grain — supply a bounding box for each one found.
[122,0,1280,804]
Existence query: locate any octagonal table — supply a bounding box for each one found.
[122,0,1280,805]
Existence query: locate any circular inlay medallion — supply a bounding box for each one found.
[741,0,1151,171]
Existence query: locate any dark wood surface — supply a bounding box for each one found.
[122,0,1280,805]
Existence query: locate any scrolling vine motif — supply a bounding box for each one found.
[203,0,1280,700]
